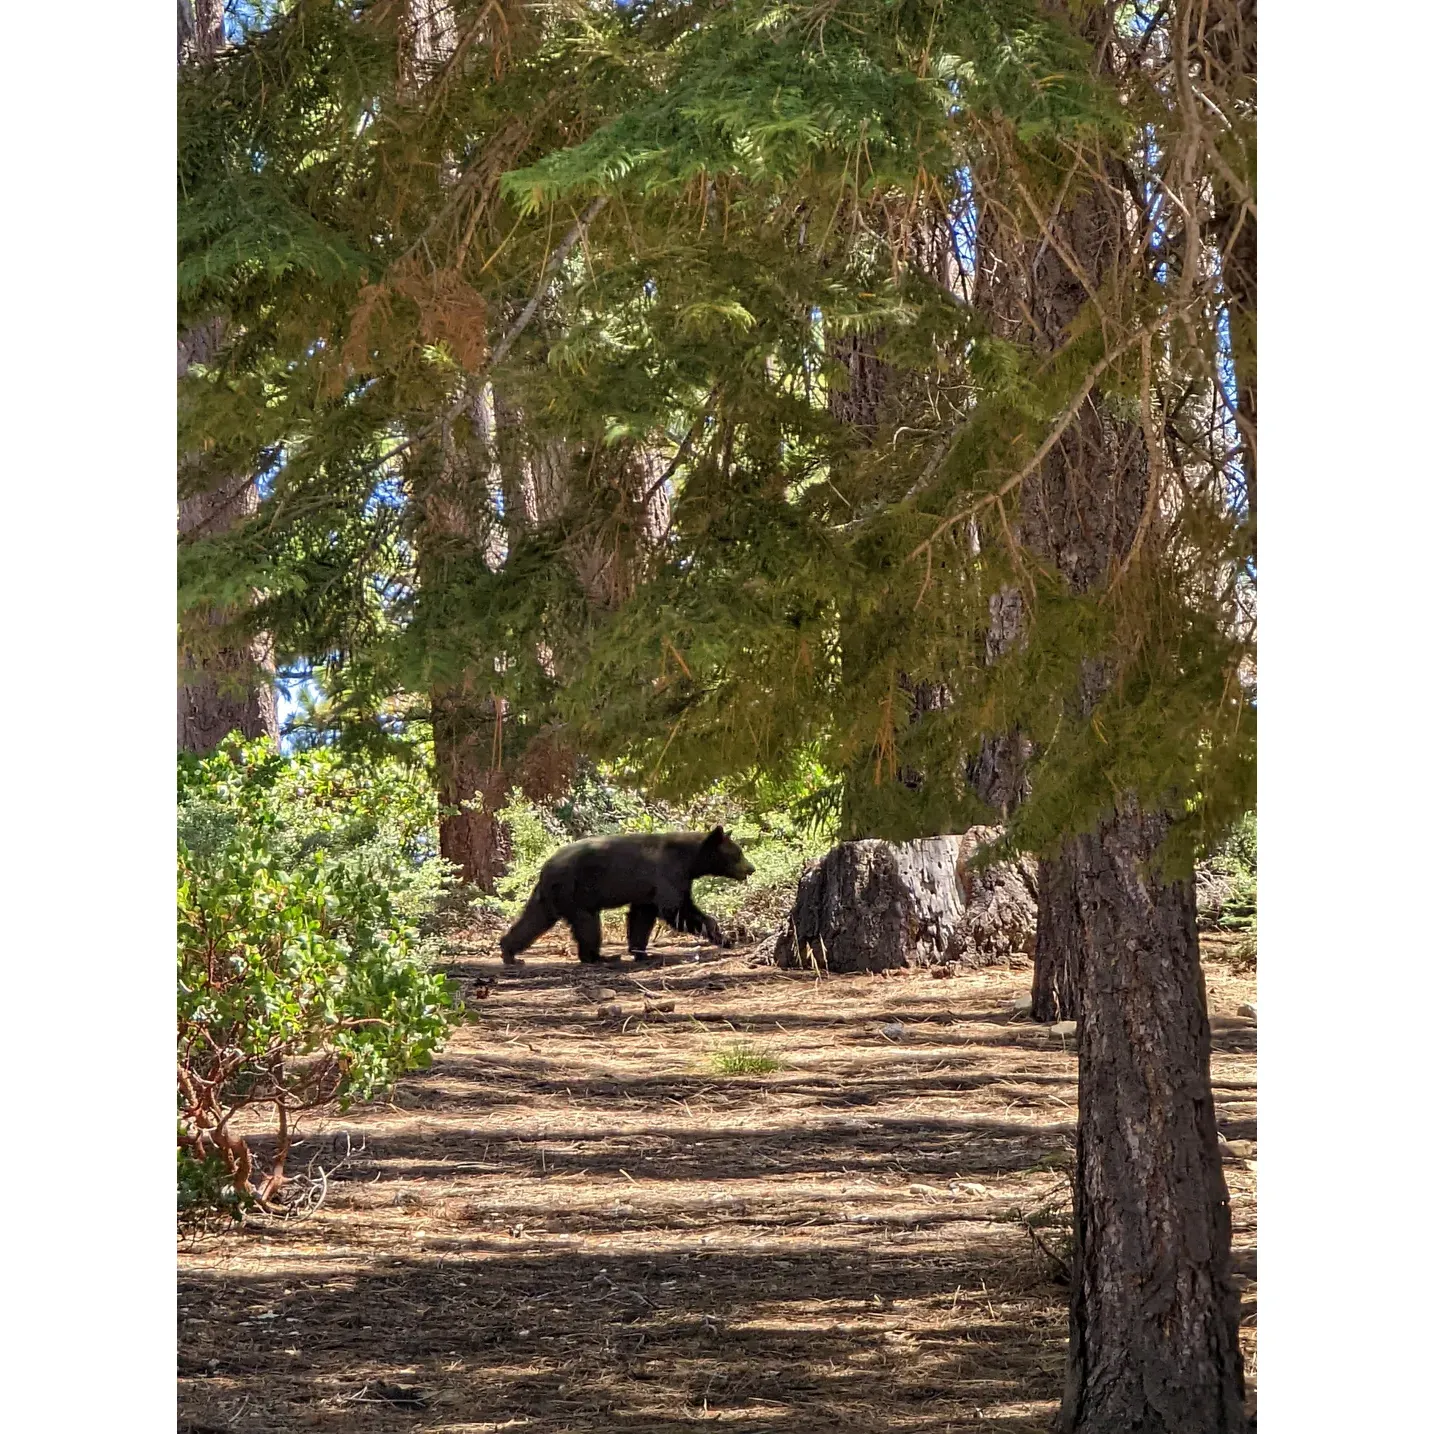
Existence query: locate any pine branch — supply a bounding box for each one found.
[487,197,609,369]
[339,198,612,485]
[908,313,1172,560]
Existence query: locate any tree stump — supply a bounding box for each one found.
[771,827,1038,973]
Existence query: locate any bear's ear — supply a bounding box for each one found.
[702,825,725,845]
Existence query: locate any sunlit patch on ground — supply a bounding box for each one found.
[180,934,1256,1432]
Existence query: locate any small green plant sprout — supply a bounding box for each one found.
[709,1042,783,1076]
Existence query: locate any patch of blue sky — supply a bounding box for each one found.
[275,663,325,753]
[255,448,286,501]
[365,472,407,515]
[947,166,978,286]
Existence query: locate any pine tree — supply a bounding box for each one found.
[176,0,678,880]
[503,3,1254,1425]
[177,0,279,754]
[178,5,1255,1419]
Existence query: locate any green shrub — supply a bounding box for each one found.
[1219,810,1257,875]
[177,739,460,1220]
[1208,811,1257,932]
[178,735,456,925]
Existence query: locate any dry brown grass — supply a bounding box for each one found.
[179,931,1256,1433]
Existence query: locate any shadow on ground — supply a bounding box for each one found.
[179,936,1257,1432]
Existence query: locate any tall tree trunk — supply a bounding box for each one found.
[1056,805,1245,1433]
[431,682,511,890]
[177,478,280,754]
[417,385,515,891]
[177,4,279,755]
[971,7,1248,1423]
[395,4,516,891]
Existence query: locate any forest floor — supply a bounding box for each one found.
[178,929,1257,1433]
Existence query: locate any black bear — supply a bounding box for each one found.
[499,827,756,966]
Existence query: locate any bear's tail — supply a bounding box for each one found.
[499,893,557,964]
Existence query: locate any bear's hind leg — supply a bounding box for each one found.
[567,909,606,964]
[500,894,558,965]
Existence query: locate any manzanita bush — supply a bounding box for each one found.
[177,740,460,1219]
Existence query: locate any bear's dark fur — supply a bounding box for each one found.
[499,826,756,966]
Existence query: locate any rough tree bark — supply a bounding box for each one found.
[773,829,1037,973]
[1056,804,1245,1434]
[1030,842,1081,1024]
[177,2,280,755]
[968,6,1249,1425]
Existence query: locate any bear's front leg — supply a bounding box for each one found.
[681,897,730,949]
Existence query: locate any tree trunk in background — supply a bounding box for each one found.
[397,3,515,892]
[418,385,515,892]
[971,109,1151,1028]
[972,8,1247,1423]
[431,683,511,891]
[177,480,280,755]
[177,5,279,755]
[827,332,890,434]
[1206,0,1257,535]
[1030,842,1080,1023]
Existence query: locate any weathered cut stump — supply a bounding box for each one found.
[772,827,1038,973]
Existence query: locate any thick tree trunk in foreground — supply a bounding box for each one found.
[969,7,1248,1420]
[773,830,1036,972]
[1056,803,1246,1434]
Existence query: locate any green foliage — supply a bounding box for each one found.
[709,1042,783,1076]
[505,0,1126,210]
[177,737,461,1218]
[178,734,455,925]
[1207,811,1257,932]
[177,1145,253,1225]
[1218,810,1258,876]
[180,0,1255,907]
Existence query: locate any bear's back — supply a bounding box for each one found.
[542,833,703,910]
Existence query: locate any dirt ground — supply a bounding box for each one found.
[178,930,1257,1433]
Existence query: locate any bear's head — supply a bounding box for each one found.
[698,826,756,881]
